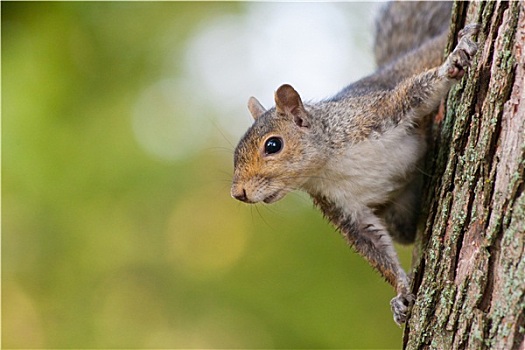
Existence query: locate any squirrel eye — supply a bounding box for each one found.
[264,137,283,155]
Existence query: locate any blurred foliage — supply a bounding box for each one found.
[2,2,411,348]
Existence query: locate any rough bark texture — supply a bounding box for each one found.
[404,1,524,350]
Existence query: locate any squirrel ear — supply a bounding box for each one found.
[247,97,266,120]
[274,84,310,128]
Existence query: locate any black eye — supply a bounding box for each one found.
[264,137,283,155]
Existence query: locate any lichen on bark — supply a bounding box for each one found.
[404,1,524,349]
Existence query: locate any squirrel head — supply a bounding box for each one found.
[231,84,322,204]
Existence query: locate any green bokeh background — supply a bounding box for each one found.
[3,2,411,348]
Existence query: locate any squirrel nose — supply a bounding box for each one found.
[231,187,249,202]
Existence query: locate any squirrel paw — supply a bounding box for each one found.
[443,23,480,79]
[390,292,415,325]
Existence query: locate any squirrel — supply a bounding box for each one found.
[230,1,480,325]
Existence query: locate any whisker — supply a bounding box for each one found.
[287,191,312,205]
[259,202,281,218]
[205,146,235,154]
[249,205,256,224]
[217,169,234,179]
[211,120,236,150]
[254,204,276,230]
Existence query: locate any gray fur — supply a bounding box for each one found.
[231,1,480,324]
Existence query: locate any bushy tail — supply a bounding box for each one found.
[374,1,452,68]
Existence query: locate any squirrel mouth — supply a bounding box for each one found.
[263,190,285,204]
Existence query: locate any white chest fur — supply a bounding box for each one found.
[305,126,426,211]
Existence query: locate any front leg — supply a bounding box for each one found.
[389,23,480,124]
[354,209,415,325]
[314,196,413,324]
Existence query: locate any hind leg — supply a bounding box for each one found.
[379,174,424,245]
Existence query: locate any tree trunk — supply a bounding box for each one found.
[404,1,524,349]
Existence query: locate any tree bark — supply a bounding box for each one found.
[404,1,524,349]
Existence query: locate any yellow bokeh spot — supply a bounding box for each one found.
[166,188,249,277]
[2,284,44,348]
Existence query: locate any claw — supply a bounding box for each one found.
[459,23,481,39]
[441,23,481,80]
[390,293,415,325]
